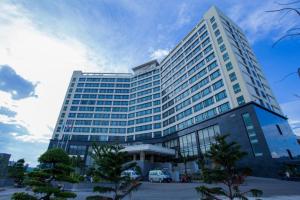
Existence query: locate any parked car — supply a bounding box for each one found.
[121,170,141,180]
[148,170,172,183]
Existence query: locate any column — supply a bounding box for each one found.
[150,154,154,163]
[140,151,145,161]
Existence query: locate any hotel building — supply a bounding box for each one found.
[49,6,300,177]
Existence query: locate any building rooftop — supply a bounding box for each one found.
[132,60,159,73]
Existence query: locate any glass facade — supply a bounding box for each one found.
[198,124,220,154]
[165,124,221,158]
[254,106,300,159]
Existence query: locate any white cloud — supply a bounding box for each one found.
[227,1,299,43]
[280,100,300,136]
[150,48,169,61]
[0,2,100,159]
[175,3,191,28]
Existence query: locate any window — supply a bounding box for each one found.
[217,37,223,44]
[93,120,109,126]
[207,61,218,71]
[242,113,263,157]
[193,102,203,112]
[75,120,92,126]
[219,44,226,52]
[136,102,152,110]
[198,125,220,154]
[202,86,211,97]
[73,127,90,133]
[153,107,161,113]
[223,53,229,61]
[192,92,201,103]
[136,109,152,117]
[109,128,126,134]
[56,127,61,132]
[202,38,210,47]
[153,93,160,99]
[233,83,241,93]
[197,24,206,35]
[176,99,191,111]
[191,77,209,93]
[94,113,110,119]
[237,96,245,105]
[225,62,233,71]
[210,70,220,80]
[135,116,152,124]
[205,53,215,62]
[212,23,217,30]
[135,124,152,132]
[176,108,193,121]
[154,123,161,129]
[212,80,224,90]
[214,29,220,37]
[254,87,260,97]
[210,16,215,23]
[179,132,198,156]
[229,72,237,82]
[91,128,108,133]
[189,68,207,84]
[203,97,214,107]
[215,90,227,101]
[69,145,86,155]
[153,100,160,106]
[95,107,111,112]
[218,102,230,113]
[77,113,93,118]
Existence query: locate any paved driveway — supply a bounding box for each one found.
[1,177,300,200]
[123,177,300,200]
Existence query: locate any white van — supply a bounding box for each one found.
[121,170,141,180]
[148,170,172,183]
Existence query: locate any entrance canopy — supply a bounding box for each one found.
[122,144,175,156]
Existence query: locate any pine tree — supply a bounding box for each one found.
[12,148,77,200]
[87,144,137,200]
[196,134,263,200]
[9,158,26,187]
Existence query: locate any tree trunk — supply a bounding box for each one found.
[114,183,119,200]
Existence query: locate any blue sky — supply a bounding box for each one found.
[0,0,299,166]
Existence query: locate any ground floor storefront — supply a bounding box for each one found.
[48,103,300,178]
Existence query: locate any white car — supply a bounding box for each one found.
[121,170,141,180]
[148,170,172,183]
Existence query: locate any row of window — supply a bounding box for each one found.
[128,93,160,105]
[77,83,131,88]
[162,52,217,99]
[69,106,128,112]
[161,25,209,85]
[162,78,225,120]
[74,87,130,94]
[78,77,130,83]
[74,94,129,99]
[71,100,128,106]
[63,119,129,126]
